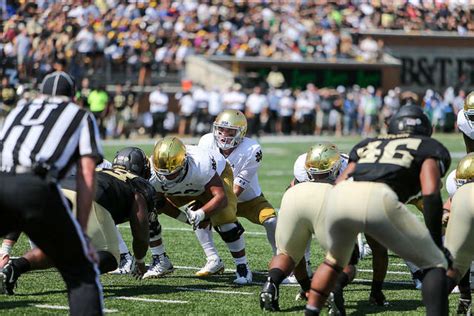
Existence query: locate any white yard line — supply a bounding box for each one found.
[34,304,118,313]
[358,269,410,275]
[113,296,188,304]
[175,265,267,276]
[176,287,253,295]
[353,278,412,286]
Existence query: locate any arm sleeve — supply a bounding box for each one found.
[78,112,103,163]
[293,154,309,183]
[234,147,261,189]
[445,170,457,198]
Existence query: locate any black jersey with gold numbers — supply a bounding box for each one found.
[62,168,157,224]
[349,134,451,203]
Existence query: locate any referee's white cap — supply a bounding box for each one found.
[40,71,76,97]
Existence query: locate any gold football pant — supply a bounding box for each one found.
[237,194,276,225]
[276,182,332,263]
[324,181,447,270]
[445,183,474,275]
[62,189,120,264]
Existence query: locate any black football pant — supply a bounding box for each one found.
[0,173,103,316]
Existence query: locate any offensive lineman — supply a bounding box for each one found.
[260,143,356,315]
[146,136,252,284]
[1,147,157,293]
[193,110,277,276]
[306,105,451,315]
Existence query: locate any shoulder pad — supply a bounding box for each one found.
[128,177,158,212]
[420,138,451,176]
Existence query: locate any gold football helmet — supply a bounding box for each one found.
[304,142,342,181]
[455,153,474,187]
[463,92,474,124]
[213,110,247,150]
[152,136,187,187]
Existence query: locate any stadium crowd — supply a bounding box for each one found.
[2,0,473,85]
[0,74,466,140]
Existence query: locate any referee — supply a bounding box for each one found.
[0,71,104,315]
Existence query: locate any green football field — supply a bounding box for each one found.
[1,133,468,315]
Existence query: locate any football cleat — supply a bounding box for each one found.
[233,263,252,285]
[411,270,423,290]
[369,290,389,307]
[330,287,346,316]
[195,257,225,277]
[1,261,18,295]
[327,292,345,316]
[260,278,280,311]
[142,254,174,279]
[281,273,298,285]
[457,298,472,315]
[109,252,133,275]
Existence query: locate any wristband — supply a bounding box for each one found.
[135,257,145,264]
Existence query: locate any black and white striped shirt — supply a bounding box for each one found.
[0,96,103,178]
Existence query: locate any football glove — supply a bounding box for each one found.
[184,208,206,230]
[130,257,146,280]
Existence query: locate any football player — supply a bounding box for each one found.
[306,105,451,315]
[0,159,114,269]
[146,136,252,284]
[457,92,474,153]
[191,110,277,277]
[442,154,474,314]
[1,147,157,294]
[260,143,357,315]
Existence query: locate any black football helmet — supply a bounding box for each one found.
[387,105,432,137]
[113,147,151,179]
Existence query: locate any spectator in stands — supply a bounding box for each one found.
[279,89,294,135]
[176,91,195,136]
[361,86,379,136]
[246,86,268,138]
[343,91,358,135]
[264,88,281,134]
[223,83,246,112]
[192,84,210,136]
[208,87,223,124]
[149,85,169,138]
[295,90,315,135]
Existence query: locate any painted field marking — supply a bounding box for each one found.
[176,287,253,295]
[113,296,188,304]
[358,269,410,275]
[353,278,412,286]
[34,304,118,313]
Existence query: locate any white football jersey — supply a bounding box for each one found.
[149,145,226,196]
[457,110,474,140]
[445,169,457,198]
[199,133,262,202]
[293,153,348,183]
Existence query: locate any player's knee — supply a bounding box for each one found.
[323,259,343,273]
[97,251,118,274]
[215,221,244,243]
